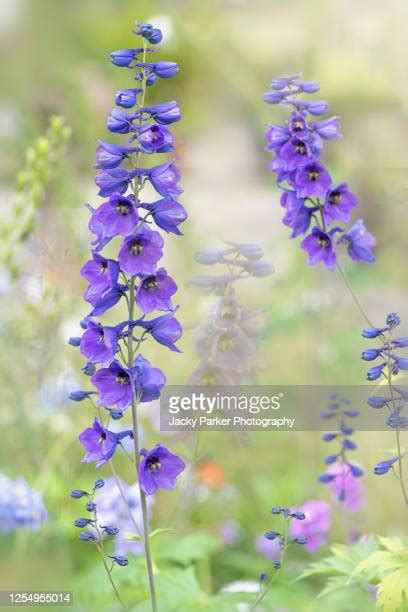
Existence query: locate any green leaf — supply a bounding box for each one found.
[149,528,174,539]
[153,532,219,565]
[132,567,205,611]
[123,528,174,543]
[377,567,408,612]
[378,537,407,553]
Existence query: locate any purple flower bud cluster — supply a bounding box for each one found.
[362,313,408,483]
[319,394,364,510]
[72,479,129,566]
[187,242,273,385]
[362,313,408,385]
[0,474,48,532]
[263,73,376,271]
[71,22,186,501]
[257,505,309,589]
[93,477,153,556]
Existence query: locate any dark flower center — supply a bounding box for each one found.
[130,240,144,255]
[221,305,236,320]
[308,169,320,181]
[115,373,130,385]
[143,276,158,290]
[329,192,341,205]
[294,142,306,155]
[116,200,131,216]
[98,330,105,344]
[318,236,330,248]
[147,458,161,472]
[101,261,107,272]
[99,432,107,444]
[218,334,234,352]
[292,119,305,132]
[201,372,218,386]
[150,125,163,143]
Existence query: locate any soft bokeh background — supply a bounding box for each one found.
[0,0,407,610]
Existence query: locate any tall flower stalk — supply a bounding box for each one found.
[263,73,407,507]
[70,21,187,610]
[362,313,408,505]
[252,506,307,611]
[188,241,274,385]
[319,395,365,512]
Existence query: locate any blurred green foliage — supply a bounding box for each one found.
[0,115,71,278]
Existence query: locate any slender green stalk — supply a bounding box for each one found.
[250,519,289,611]
[383,343,408,505]
[335,260,407,506]
[94,514,127,610]
[122,39,158,611]
[127,278,158,611]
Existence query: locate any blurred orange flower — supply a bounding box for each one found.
[196,461,226,488]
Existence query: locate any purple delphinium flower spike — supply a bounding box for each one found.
[71,20,187,606]
[319,394,365,511]
[139,444,185,494]
[264,74,376,270]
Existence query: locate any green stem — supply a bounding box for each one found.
[336,262,373,328]
[250,519,289,611]
[336,261,407,506]
[384,350,408,506]
[121,39,158,611]
[127,278,158,611]
[93,503,126,609]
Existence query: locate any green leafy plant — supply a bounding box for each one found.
[0,115,71,278]
[299,535,408,611]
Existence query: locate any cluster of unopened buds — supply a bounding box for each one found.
[71,479,129,567]
[187,241,273,385]
[264,73,376,271]
[319,395,364,511]
[254,506,309,609]
[362,313,408,488]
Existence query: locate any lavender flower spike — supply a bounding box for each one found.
[264,73,376,270]
[70,19,187,610]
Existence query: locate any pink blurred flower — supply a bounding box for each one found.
[255,534,281,559]
[290,500,331,552]
[218,520,240,546]
[327,462,365,512]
